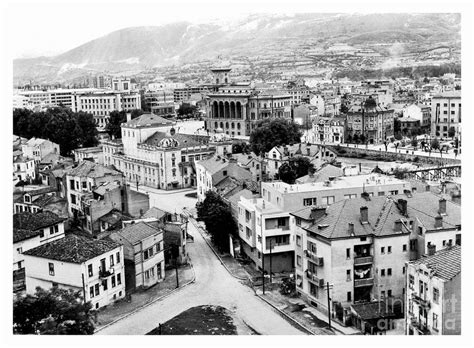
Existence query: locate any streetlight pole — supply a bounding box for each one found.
[269,239,273,284]
[262,244,265,295]
[326,281,332,331]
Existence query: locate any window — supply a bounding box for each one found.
[403,244,407,252]
[157,263,162,279]
[433,287,439,304]
[116,252,120,263]
[387,268,392,276]
[297,255,302,266]
[378,191,385,196]
[303,197,317,206]
[346,269,351,281]
[156,242,161,253]
[110,255,114,267]
[49,263,55,276]
[54,225,59,233]
[381,290,386,298]
[388,246,392,254]
[409,274,414,288]
[433,313,439,330]
[296,218,301,226]
[94,284,100,296]
[17,247,23,254]
[117,273,121,285]
[381,269,385,277]
[145,270,150,280]
[70,194,76,205]
[111,275,116,288]
[381,247,385,254]
[387,290,392,297]
[144,249,149,260]
[346,248,351,259]
[322,196,335,205]
[90,286,95,298]
[102,279,108,290]
[296,235,302,247]
[82,181,87,189]
[347,291,352,302]
[88,264,93,277]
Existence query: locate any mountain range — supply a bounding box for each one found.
[13,13,461,85]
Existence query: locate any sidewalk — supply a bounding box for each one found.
[95,264,195,330]
[255,288,360,335]
[189,217,251,281]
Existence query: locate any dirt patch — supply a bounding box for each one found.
[147,305,238,335]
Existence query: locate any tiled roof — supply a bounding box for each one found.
[26,137,48,146]
[303,196,409,239]
[113,222,162,245]
[23,186,56,197]
[123,113,175,128]
[197,156,231,174]
[13,155,33,163]
[410,245,461,281]
[93,181,121,196]
[141,207,167,220]
[13,228,41,243]
[393,192,460,230]
[351,301,395,320]
[23,234,120,263]
[13,211,65,231]
[143,131,207,149]
[97,209,133,226]
[66,161,121,178]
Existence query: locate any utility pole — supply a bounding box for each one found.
[262,245,265,295]
[269,239,273,284]
[174,245,179,288]
[326,281,334,331]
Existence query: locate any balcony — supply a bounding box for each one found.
[354,255,373,265]
[305,250,324,266]
[99,268,114,279]
[412,293,431,308]
[354,277,374,287]
[410,317,431,335]
[305,270,325,287]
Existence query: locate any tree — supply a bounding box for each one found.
[394,118,401,135]
[196,191,238,253]
[105,109,143,139]
[364,97,377,109]
[232,142,251,154]
[340,103,349,114]
[13,287,95,335]
[411,138,418,149]
[249,118,302,155]
[13,107,99,156]
[353,133,360,144]
[177,103,197,117]
[278,156,315,184]
[359,134,366,144]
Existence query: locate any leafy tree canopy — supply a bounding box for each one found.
[105,109,143,139]
[196,191,238,253]
[249,118,302,155]
[277,156,315,184]
[13,107,99,156]
[13,287,95,335]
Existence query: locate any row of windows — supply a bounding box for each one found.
[144,242,162,260]
[89,272,122,298]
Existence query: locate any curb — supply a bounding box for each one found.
[255,293,314,335]
[190,217,250,282]
[94,263,196,334]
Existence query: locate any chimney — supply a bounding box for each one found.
[394,219,402,232]
[427,243,436,256]
[126,112,132,122]
[360,206,368,224]
[438,198,447,215]
[306,147,311,156]
[434,215,443,229]
[397,199,408,216]
[348,222,355,236]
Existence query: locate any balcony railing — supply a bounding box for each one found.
[305,270,324,287]
[354,277,374,287]
[99,268,114,279]
[305,250,324,266]
[354,255,373,265]
[411,317,431,335]
[412,293,431,308]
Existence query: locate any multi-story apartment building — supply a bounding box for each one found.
[238,197,294,272]
[143,89,175,117]
[291,192,460,326]
[196,155,253,202]
[402,104,432,133]
[405,246,461,335]
[13,155,36,183]
[346,102,394,144]
[21,138,60,163]
[265,144,337,180]
[65,161,123,220]
[173,85,212,103]
[309,117,346,144]
[110,222,165,291]
[430,91,461,139]
[74,146,104,164]
[24,234,126,310]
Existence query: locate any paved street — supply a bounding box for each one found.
[96,195,305,335]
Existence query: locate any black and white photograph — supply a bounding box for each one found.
[2,0,472,345]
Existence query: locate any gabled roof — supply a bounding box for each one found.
[23,234,120,263]
[66,161,121,178]
[351,301,395,320]
[122,113,175,128]
[141,207,167,220]
[13,211,65,231]
[197,156,231,174]
[93,181,121,196]
[410,245,461,281]
[143,131,206,149]
[296,164,343,184]
[113,222,162,245]
[25,137,49,146]
[14,229,41,243]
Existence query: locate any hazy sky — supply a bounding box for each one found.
[6,0,462,59]
[7,1,302,59]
